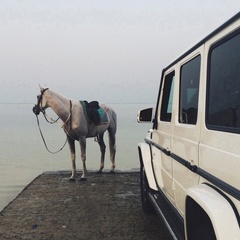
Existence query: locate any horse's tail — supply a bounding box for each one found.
[110,108,117,132]
[108,108,117,163]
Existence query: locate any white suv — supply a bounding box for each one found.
[138,12,240,240]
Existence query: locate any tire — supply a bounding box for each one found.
[140,164,155,213]
[191,224,216,240]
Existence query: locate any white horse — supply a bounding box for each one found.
[33,86,117,181]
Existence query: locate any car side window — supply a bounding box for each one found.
[160,71,175,122]
[206,31,240,133]
[179,55,201,124]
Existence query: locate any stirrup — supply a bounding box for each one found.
[94,135,99,142]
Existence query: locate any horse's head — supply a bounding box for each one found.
[32,86,49,115]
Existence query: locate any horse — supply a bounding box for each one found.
[33,85,117,181]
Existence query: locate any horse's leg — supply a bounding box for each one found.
[79,136,87,180]
[67,137,76,181]
[108,129,116,173]
[97,133,106,173]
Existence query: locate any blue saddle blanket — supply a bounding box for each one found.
[97,108,108,123]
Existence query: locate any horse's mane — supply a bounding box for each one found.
[49,89,70,103]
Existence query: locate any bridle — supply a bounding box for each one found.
[32,88,49,116]
[33,88,60,124]
[32,88,69,154]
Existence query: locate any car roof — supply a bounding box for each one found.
[162,11,240,73]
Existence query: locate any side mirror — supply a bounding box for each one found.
[137,108,154,122]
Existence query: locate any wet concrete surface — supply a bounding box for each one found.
[0,171,168,240]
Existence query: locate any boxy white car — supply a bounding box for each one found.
[137,12,240,240]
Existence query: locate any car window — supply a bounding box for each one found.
[179,55,201,124]
[206,31,240,132]
[160,71,175,122]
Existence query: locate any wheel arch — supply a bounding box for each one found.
[185,184,240,240]
[138,142,157,191]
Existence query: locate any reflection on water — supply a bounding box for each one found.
[0,103,153,211]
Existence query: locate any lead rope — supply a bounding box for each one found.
[35,100,73,154]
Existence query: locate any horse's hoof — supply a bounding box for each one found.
[79,177,87,182]
[109,170,115,174]
[97,170,102,174]
[68,178,76,182]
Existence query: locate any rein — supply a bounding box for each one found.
[42,112,60,124]
[35,114,68,154]
[33,88,72,154]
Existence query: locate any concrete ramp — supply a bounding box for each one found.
[0,172,167,239]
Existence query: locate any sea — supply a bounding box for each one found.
[0,103,153,211]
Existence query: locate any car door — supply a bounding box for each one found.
[151,70,175,203]
[201,29,240,199]
[171,50,202,215]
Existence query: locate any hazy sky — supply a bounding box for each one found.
[0,1,239,103]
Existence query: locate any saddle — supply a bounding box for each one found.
[80,101,108,125]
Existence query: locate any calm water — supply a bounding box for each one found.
[0,103,152,211]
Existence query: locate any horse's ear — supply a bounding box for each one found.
[39,84,44,92]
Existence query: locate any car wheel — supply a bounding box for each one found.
[140,164,155,213]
